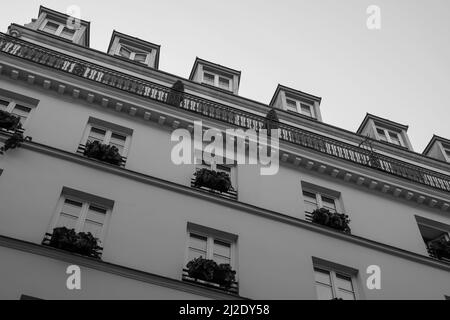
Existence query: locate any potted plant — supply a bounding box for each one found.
[312,208,351,233]
[213,264,236,288]
[166,80,184,107]
[262,108,279,136]
[186,257,216,282]
[83,140,122,165]
[0,131,32,154]
[428,237,450,260]
[0,110,21,131]
[193,168,234,193]
[49,226,102,258]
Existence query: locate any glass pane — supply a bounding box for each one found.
[389,132,401,145]
[314,268,331,285]
[321,196,336,211]
[43,21,59,34]
[337,289,356,300]
[189,233,207,251]
[61,199,83,216]
[82,220,103,239]
[376,128,388,141]
[86,205,106,224]
[203,73,215,85]
[57,213,78,230]
[315,283,334,300]
[110,133,126,154]
[336,273,354,291]
[286,99,297,111]
[134,53,147,62]
[300,103,312,117]
[88,127,106,143]
[304,200,318,213]
[119,46,131,58]
[188,248,207,261]
[213,254,231,265]
[445,149,450,158]
[61,27,75,39]
[302,190,317,201]
[0,99,9,110]
[214,240,231,258]
[218,77,230,89]
[11,105,31,124]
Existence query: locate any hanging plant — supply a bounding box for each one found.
[193,168,234,193]
[83,140,122,165]
[0,131,32,154]
[312,208,351,233]
[166,80,185,107]
[0,110,21,131]
[49,226,102,258]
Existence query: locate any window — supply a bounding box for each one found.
[375,127,404,147]
[442,145,450,162]
[303,190,337,218]
[40,20,76,40]
[48,190,113,246]
[314,267,356,300]
[117,43,150,64]
[416,216,450,261]
[285,97,314,118]
[0,97,32,127]
[202,72,233,91]
[81,118,132,158]
[186,224,237,270]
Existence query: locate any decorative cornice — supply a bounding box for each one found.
[0,235,246,300]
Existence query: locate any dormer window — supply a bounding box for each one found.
[443,145,450,162]
[422,135,450,162]
[118,43,150,64]
[202,71,232,91]
[189,58,241,94]
[40,20,76,40]
[375,127,404,147]
[285,98,314,118]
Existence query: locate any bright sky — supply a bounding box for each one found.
[1,0,449,153]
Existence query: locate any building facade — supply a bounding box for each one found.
[0,6,449,300]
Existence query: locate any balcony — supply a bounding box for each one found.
[1,33,449,193]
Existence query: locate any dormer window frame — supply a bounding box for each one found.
[375,126,405,147]
[442,143,450,162]
[284,96,315,118]
[39,18,77,40]
[202,70,233,92]
[116,42,151,65]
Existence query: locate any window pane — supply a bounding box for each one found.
[337,289,356,300]
[302,190,317,201]
[188,248,207,261]
[0,99,9,110]
[286,99,297,111]
[218,77,230,89]
[58,199,83,230]
[376,128,388,141]
[316,283,334,300]
[300,103,312,117]
[214,240,231,258]
[110,132,126,154]
[57,213,78,230]
[336,273,353,291]
[61,199,83,216]
[314,268,331,285]
[119,46,131,58]
[88,127,106,143]
[134,53,147,63]
[389,132,401,145]
[321,196,337,211]
[445,149,450,159]
[203,73,215,85]
[43,21,59,34]
[11,105,31,124]
[213,254,231,265]
[61,27,75,39]
[189,233,207,251]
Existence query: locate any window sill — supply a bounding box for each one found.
[182,269,239,295]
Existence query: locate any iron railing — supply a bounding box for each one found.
[1,33,449,192]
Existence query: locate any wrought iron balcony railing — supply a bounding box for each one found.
[1,33,449,192]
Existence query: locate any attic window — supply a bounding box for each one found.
[117,43,150,64]
[375,127,404,147]
[285,98,314,118]
[202,71,233,91]
[40,20,76,40]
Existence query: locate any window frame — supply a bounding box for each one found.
[81,123,131,158]
[39,19,76,40]
[441,144,450,162]
[185,229,237,275]
[375,126,405,147]
[202,71,233,91]
[313,266,357,300]
[0,96,34,128]
[302,189,341,215]
[284,97,315,118]
[47,194,112,246]
[116,43,151,65]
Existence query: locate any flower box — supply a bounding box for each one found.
[186,257,236,289]
[83,140,122,165]
[428,237,450,260]
[0,110,21,131]
[193,168,234,193]
[311,208,351,233]
[48,226,102,258]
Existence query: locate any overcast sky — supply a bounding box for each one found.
[1,0,449,152]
